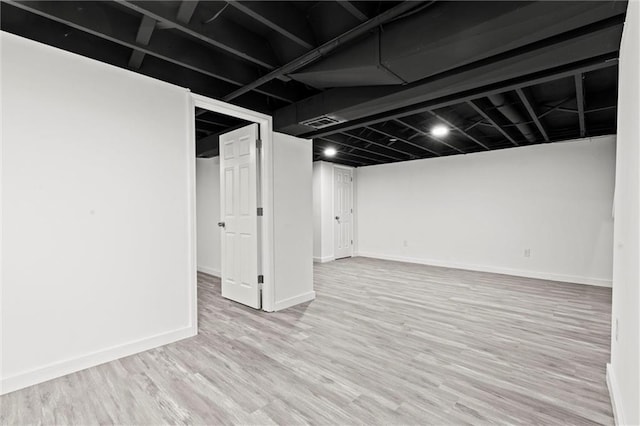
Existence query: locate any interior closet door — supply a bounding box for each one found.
[219,124,261,309]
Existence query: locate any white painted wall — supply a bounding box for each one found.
[1,33,196,394]
[312,162,335,262]
[312,161,356,262]
[608,1,640,424]
[196,157,221,277]
[357,136,616,287]
[272,133,315,310]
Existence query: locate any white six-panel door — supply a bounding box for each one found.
[219,124,261,309]
[334,167,353,259]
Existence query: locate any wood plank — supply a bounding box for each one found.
[0,258,613,425]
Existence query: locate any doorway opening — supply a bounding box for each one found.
[191,94,275,313]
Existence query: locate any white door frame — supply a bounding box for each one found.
[191,93,275,312]
[333,165,354,259]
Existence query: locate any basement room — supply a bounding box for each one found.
[1,1,638,425]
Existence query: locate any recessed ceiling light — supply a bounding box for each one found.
[324,147,337,157]
[389,138,398,142]
[431,124,449,137]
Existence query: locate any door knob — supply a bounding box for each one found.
[335,216,340,221]
[217,221,225,228]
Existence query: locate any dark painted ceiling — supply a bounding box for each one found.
[1,1,626,166]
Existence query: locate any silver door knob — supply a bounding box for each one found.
[217,221,225,228]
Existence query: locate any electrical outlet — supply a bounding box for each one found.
[524,248,531,258]
[403,240,408,247]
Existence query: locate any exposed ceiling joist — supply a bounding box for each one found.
[228,1,315,49]
[303,56,618,139]
[394,118,466,154]
[128,15,156,69]
[426,111,490,151]
[515,88,550,142]
[223,1,429,102]
[313,146,371,165]
[467,100,519,146]
[176,0,199,24]
[575,74,587,137]
[336,1,368,22]
[538,96,575,119]
[115,0,278,69]
[319,136,403,162]
[4,0,298,103]
[342,130,415,159]
[370,123,441,156]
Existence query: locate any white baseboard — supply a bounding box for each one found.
[607,363,627,426]
[0,325,196,396]
[197,266,220,277]
[356,252,612,287]
[274,291,316,311]
[313,256,334,263]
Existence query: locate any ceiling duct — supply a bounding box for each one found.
[275,1,626,135]
[289,30,406,88]
[487,94,537,143]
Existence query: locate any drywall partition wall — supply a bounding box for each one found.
[1,32,196,394]
[312,161,357,262]
[273,132,315,311]
[312,162,324,260]
[608,1,640,424]
[196,157,221,277]
[312,161,335,262]
[357,136,616,287]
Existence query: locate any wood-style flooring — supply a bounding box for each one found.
[1,257,613,425]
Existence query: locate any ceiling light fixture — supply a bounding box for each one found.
[431,124,449,137]
[324,147,337,157]
[389,138,398,142]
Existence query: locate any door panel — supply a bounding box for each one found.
[219,123,260,309]
[334,167,353,259]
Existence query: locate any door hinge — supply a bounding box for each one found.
[351,240,353,245]
[256,138,262,149]
[257,207,263,216]
[258,274,264,284]
[350,176,353,182]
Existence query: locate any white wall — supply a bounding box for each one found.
[312,161,335,262]
[1,32,196,394]
[608,1,640,424]
[357,136,616,287]
[196,157,221,277]
[312,161,356,262]
[273,133,315,310]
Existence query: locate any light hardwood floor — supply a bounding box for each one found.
[1,257,613,425]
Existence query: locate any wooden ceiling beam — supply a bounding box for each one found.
[128,15,156,69]
[5,0,298,103]
[515,88,550,142]
[425,111,490,150]
[228,1,315,49]
[116,0,279,70]
[467,100,519,146]
[318,136,404,162]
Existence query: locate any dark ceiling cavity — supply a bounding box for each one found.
[1,0,625,165]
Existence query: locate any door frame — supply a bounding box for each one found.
[333,165,354,259]
[191,93,275,312]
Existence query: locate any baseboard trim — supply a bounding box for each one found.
[197,266,220,277]
[313,256,335,263]
[0,325,196,396]
[607,363,627,425]
[274,291,316,311]
[356,252,612,287]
